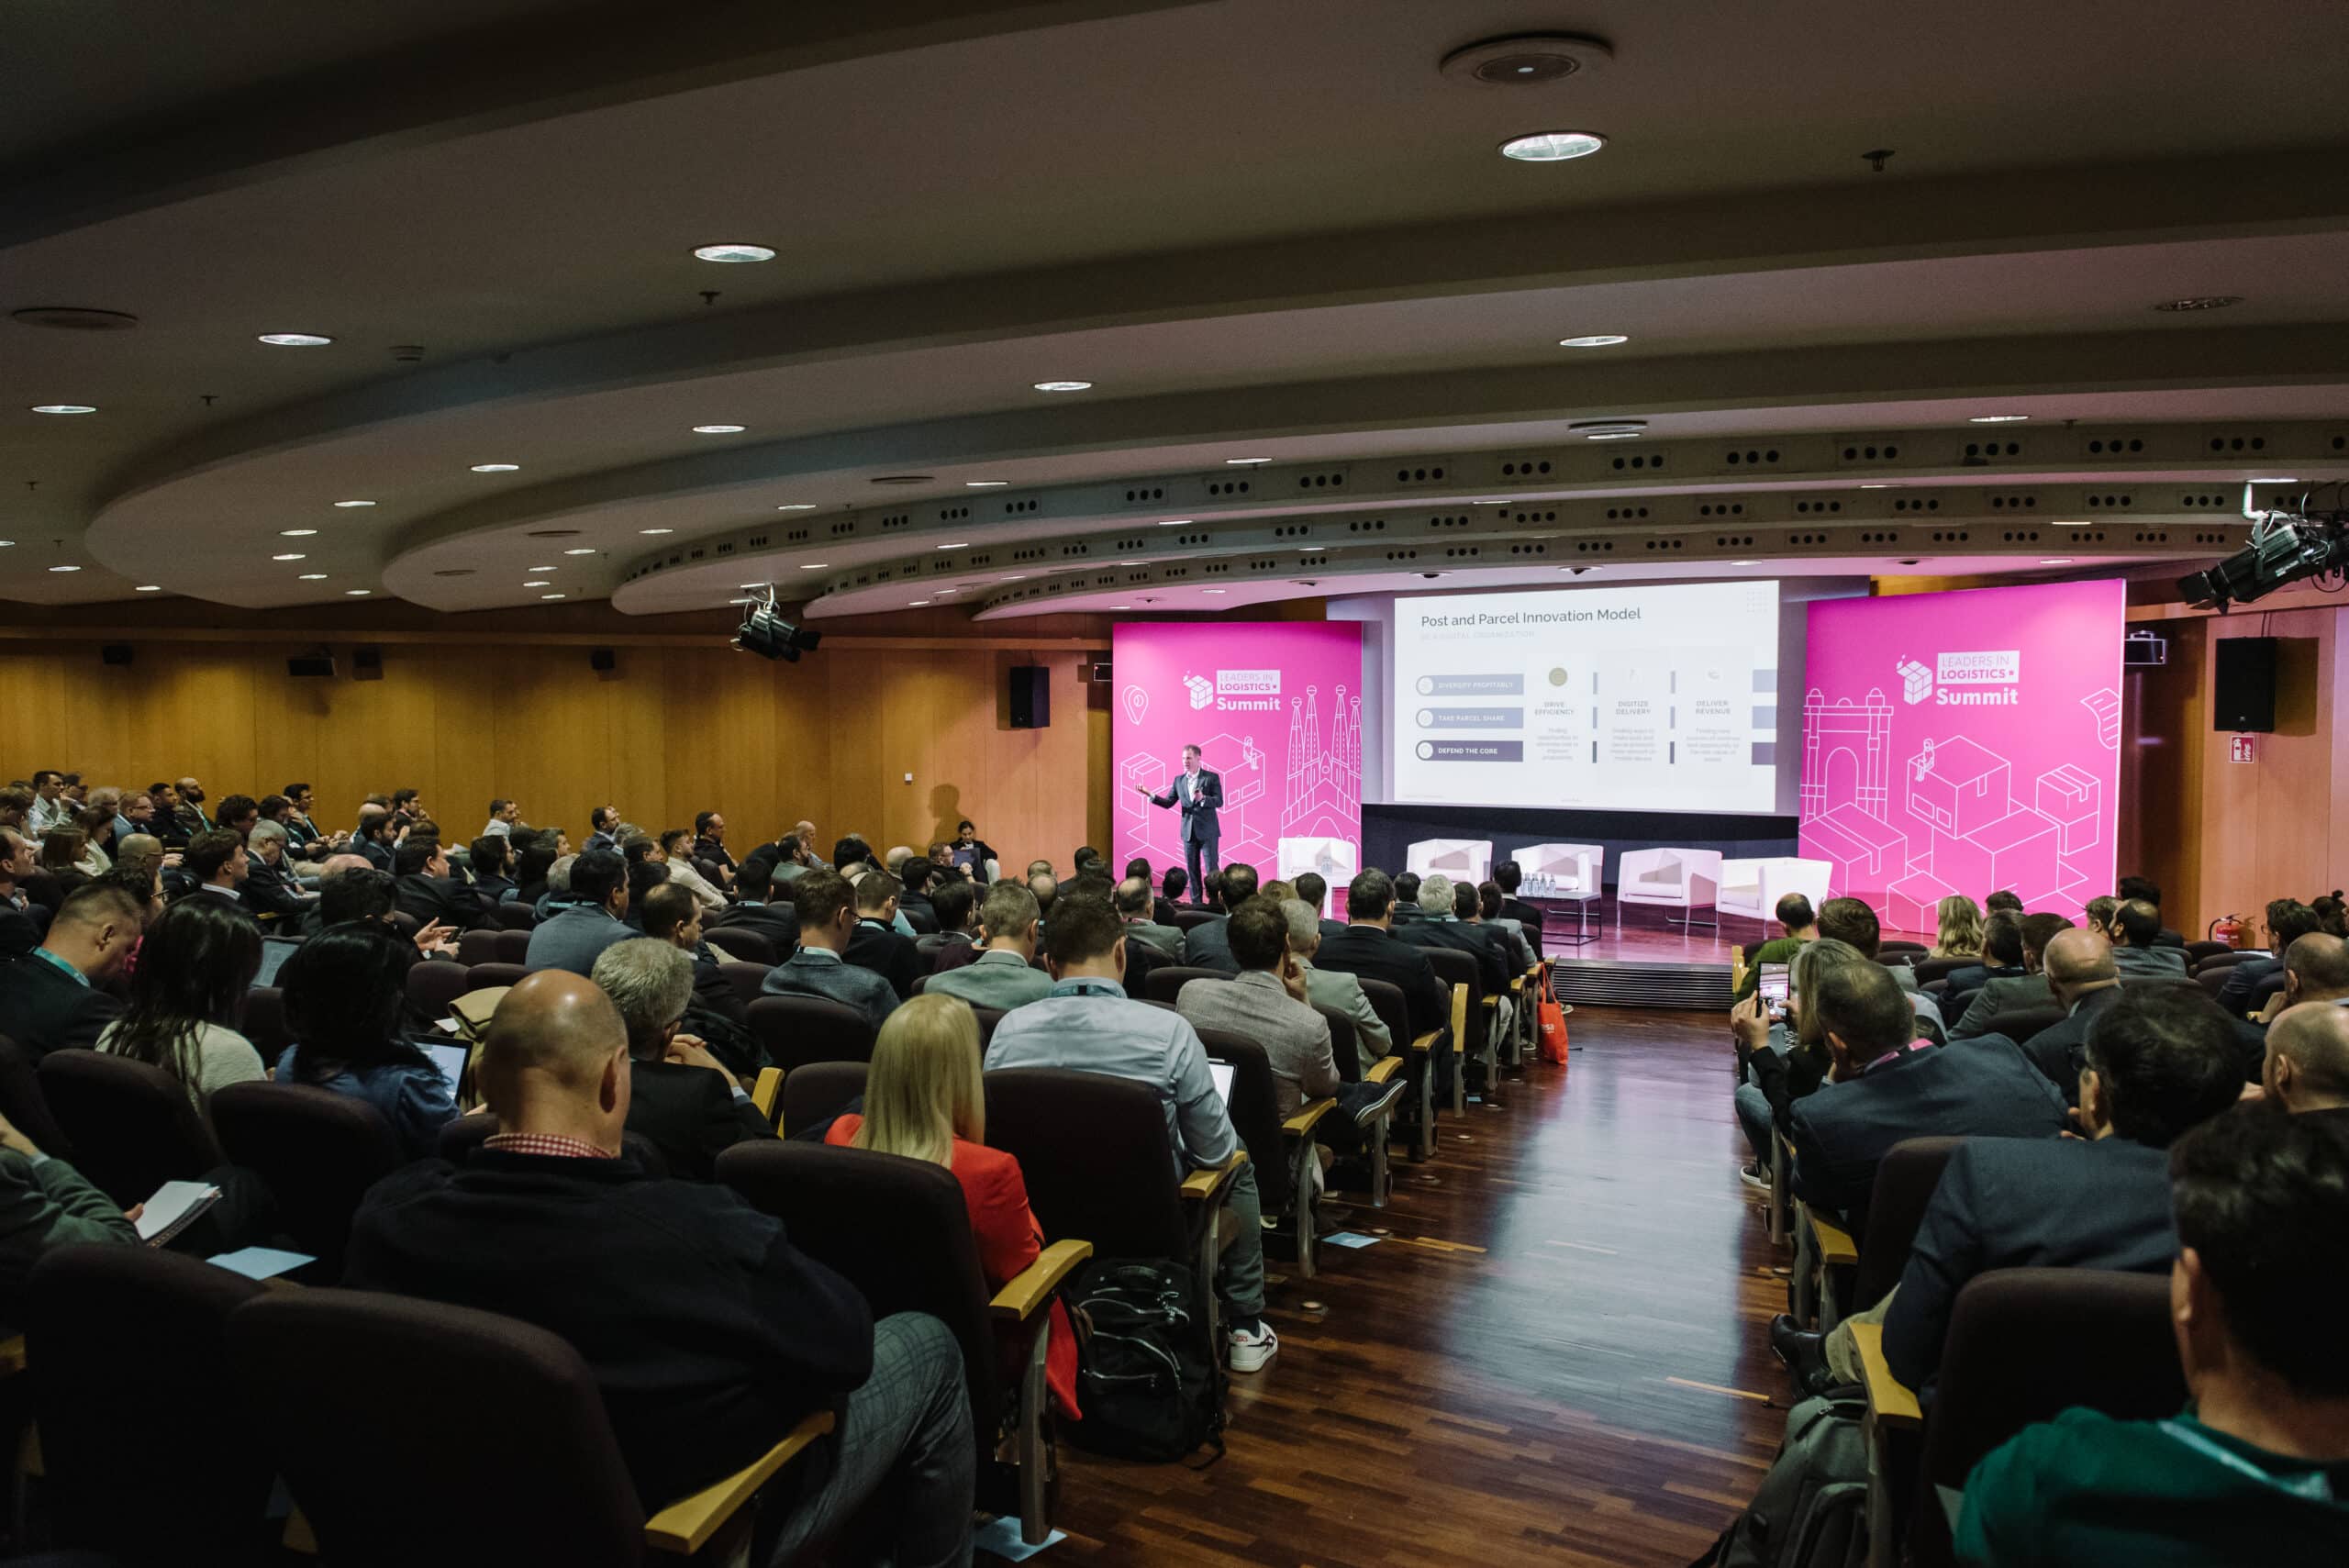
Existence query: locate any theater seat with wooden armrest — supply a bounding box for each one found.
[717,1141,1092,1545]
[1851,1137,1966,1310]
[750,1066,783,1125]
[1418,946,1475,1115]
[210,1083,403,1280]
[778,1061,868,1137]
[1195,1029,1329,1279]
[1355,978,1434,1162]
[703,927,775,967]
[1851,1318,1923,1568]
[1798,1202,1862,1332]
[746,995,875,1073]
[233,1287,833,1565]
[1310,1005,1391,1207]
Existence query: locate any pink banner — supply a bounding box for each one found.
[1800,580,2123,931]
[1112,621,1364,904]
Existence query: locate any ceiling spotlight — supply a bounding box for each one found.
[1004,574,1029,581]
[1968,415,2030,424]
[523,580,551,588]
[2252,477,2300,484]
[333,499,375,508]
[1498,129,1607,162]
[540,593,566,600]
[298,573,328,580]
[528,565,556,572]
[135,584,161,592]
[1109,605,1131,610]
[2154,295,2242,313]
[344,589,372,596]
[47,564,80,573]
[937,542,969,550]
[639,528,674,535]
[1156,518,1193,527]
[733,600,823,662]
[964,480,1010,488]
[1731,560,1761,566]
[691,424,746,434]
[257,332,332,347]
[1203,588,1228,595]
[280,528,317,537]
[470,462,519,472]
[1225,457,1274,466]
[0,540,12,548]
[562,547,596,555]
[739,583,767,590]
[1031,380,1092,393]
[29,405,96,415]
[272,552,306,561]
[1558,334,1629,348]
[799,562,829,569]
[1859,484,1895,489]
[2040,558,2075,566]
[1586,430,1643,440]
[774,503,818,510]
[692,243,775,263]
[908,600,931,606]
[1301,546,1326,552]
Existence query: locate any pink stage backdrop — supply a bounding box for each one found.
[1800,580,2123,931]
[1113,621,1364,904]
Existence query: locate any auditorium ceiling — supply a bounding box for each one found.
[6,0,2349,617]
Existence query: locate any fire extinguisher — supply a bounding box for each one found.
[2210,913,2248,949]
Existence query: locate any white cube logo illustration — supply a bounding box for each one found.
[1184,673,1214,709]
[1896,657,1932,705]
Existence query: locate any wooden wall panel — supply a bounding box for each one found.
[0,637,1099,866]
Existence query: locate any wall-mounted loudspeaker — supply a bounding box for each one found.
[353,647,383,682]
[2213,637,2277,733]
[287,653,337,678]
[99,643,132,667]
[1008,664,1051,729]
[590,648,616,673]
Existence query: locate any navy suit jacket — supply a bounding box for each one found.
[1315,923,1449,1041]
[1881,1135,2179,1391]
[1148,769,1222,844]
[2017,984,2125,1101]
[1787,1034,2068,1230]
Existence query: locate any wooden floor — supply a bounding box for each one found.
[996,1006,1790,1568]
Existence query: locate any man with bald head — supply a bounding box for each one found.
[2017,926,2125,1100]
[2259,930,2349,1022]
[345,972,975,1561]
[2263,1001,2349,1117]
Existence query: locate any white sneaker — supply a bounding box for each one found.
[1228,1319,1278,1373]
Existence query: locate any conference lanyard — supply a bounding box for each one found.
[2158,1420,2338,1502]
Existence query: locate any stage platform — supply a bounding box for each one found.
[1530,902,1755,1010]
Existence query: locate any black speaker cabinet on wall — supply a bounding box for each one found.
[2213,637,2277,733]
[1008,664,1051,729]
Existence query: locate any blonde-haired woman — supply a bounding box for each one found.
[1931,894,1986,960]
[824,994,1079,1419]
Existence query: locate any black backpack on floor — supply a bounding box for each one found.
[1691,1386,1867,1568]
[1063,1258,1226,1463]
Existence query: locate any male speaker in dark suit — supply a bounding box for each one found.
[1136,742,1222,903]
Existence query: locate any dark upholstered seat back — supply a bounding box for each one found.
[37,1049,221,1207]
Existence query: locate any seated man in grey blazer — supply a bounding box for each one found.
[1114,875,1186,961]
[1281,896,1392,1072]
[759,869,899,1033]
[1952,911,2074,1038]
[2104,898,2189,982]
[926,880,1052,1013]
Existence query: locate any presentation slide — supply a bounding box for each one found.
[1390,581,1781,812]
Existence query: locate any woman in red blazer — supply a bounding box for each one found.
[825,994,1079,1420]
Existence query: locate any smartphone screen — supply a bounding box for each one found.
[1757,962,1789,1018]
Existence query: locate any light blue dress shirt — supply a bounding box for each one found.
[984,978,1238,1174]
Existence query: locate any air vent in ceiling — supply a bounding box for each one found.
[1439,32,1612,85]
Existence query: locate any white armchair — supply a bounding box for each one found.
[1616,848,1725,930]
[1718,857,1832,930]
[1509,842,1604,896]
[1405,839,1492,887]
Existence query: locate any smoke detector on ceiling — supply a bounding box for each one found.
[1440,33,1613,86]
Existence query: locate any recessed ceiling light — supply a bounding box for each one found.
[257,332,332,347]
[562,547,596,555]
[2154,295,2242,313]
[1156,518,1193,527]
[639,528,674,535]
[1004,574,1029,581]
[470,462,519,473]
[2040,558,2075,566]
[1586,430,1642,440]
[0,540,13,548]
[739,583,767,590]
[272,552,306,561]
[1731,560,1761,566]
[1225,457,1273,466]
[1558,334,1628,348]
[1110,605,1131,610]
[799,562,829,569]
[1031,380,1092,393]
[540,593,565,600]
[1499,129,1607,162]
[937,542,969,550]
[280,528,318,537]
[298,573,328,580]
[523,580,551,587]
[774,503,818,510]
[47,564,80,573]
[692,243,775,264]
[528,565,556,572]
[29,405,96,415]
[1301,546,1327,551]
[333,499,375,508]
[908,600,931,606]
[691,424,745,434]
[1859,484,1896,490]
[344,588,371,596]
[2252,477,2300,484]
[1968,415,2030,424]
[964,481,1010,488]
[1203,588,1227,595]
[135,584,161,592]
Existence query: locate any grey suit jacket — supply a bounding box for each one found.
[1302,962,1392,1072]
[1174,969,1341,1119]
[522,905,638,977]
[2111,944,2189,983]
[1182,917,1237,973]
[924,949,1052,1013]
[759,947,899,1032]
[1953,973,2057,1038]
[1122,919,1186,960]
